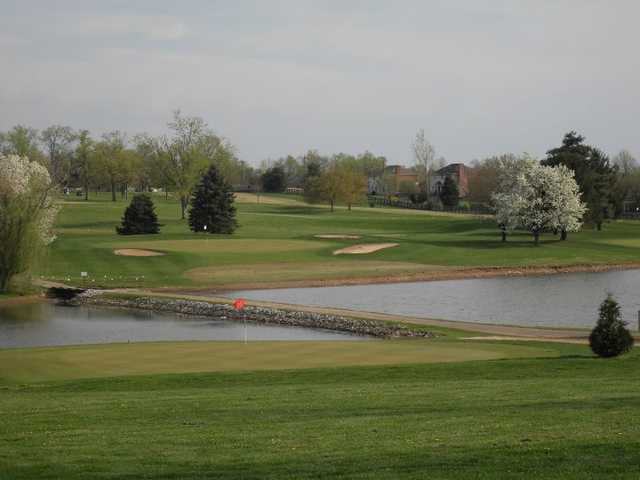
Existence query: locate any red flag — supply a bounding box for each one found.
[233,298,246,310]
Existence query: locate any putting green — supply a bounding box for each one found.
[0,340,556,384]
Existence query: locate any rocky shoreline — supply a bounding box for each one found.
[80,293,435,339]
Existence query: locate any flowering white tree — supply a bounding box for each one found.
[492,156,585,244]
[0,155,58,291]
[546,164,586,240]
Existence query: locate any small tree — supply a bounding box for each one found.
[188,165,237,234]
[116,194,160,235]
[589,295,634,358]
[261,166,286,193]
[440,176,459,207]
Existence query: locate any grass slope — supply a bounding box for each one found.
[41,192,640,289]
[1,346,638,479]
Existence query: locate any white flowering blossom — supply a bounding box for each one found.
[492,156,585,243]
[0,154,59,290]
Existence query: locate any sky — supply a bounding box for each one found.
[1,1,639,166]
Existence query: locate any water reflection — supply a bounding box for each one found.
[229,269,640,328]
[0,302,369,348]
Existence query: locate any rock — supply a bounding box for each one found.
[79,294,435,339]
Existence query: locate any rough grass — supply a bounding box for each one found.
[41,193,640,289]
[1,345,639,479]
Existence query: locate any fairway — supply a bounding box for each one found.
[41,193,640,289]
[0,339,555,384]
[1,346,639,479]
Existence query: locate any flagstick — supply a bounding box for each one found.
[244,316,248,344]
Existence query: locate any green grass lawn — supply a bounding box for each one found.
[41,192,640,289]
[1,342,638,479]
[0,339,556,384]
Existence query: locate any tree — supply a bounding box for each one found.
[261,166,286,192]
[0,155,58,292]
[467,154,514,204]
[440,176,459,207]
[339,165,367,210]
[589,295,634,358]
[542,132,616,230]
[40,125,75,187]
[412,129,436,194]
[73,130,94,201]
[0,125,42,160]
[94,131,127,202]
[116,194,160,235]
[160,111,228,219]
[612,150,638,176]
[317,160,343,212]
[492,156,585,244]
[188,165,237,234]
[546,165,587,240]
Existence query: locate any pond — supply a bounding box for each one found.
[0,302,370,349]
[228,269,640,329]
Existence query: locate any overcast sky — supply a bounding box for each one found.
[2,1,639,166]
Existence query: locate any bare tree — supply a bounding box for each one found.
[412,129,436,194]
[612,149,638,176]
[41,125,76,186]
[158,111,226,219]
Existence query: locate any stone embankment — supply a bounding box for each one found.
[80,293,434,339]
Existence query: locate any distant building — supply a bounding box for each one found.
[384,165,419,193]
[429,163,469,198]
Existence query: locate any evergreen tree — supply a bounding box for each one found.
[589,295,634,358]
[116,194,160,235]
[188,165,237,234]
[542,132,616,230]
[440,176,459,207]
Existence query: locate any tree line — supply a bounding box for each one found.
[0,112,254,219]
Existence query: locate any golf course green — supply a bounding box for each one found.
[42,192,640,289]
[1,192,639,478]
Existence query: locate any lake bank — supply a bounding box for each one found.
[161,261,640,292]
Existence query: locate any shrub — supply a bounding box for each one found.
[589,295,634,358]
[188,165,237,234]
[116,194,160,235]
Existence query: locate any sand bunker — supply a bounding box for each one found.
[314,234,361,240]
[114,249,165,257]
[333,243,399,255]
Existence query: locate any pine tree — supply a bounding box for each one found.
[116,194,160,235]
[440,176,459,207]
[188,165,237,234]
[589,295,634,358]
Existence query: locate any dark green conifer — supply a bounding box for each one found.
[116,194,160,235]
[589,295,634,358]
[188,165,237,234]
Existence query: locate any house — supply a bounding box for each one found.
[429,163,469,198]
[383,165,419,193]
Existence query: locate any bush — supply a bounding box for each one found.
[116,194,160,235]
[188,165,237,234]
[409,192,429,205]
[589,295,634,358]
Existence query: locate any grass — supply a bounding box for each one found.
[0,339,556,384]
[6,192,639,478]
[41,192,640,289]
[1,344,639,479]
